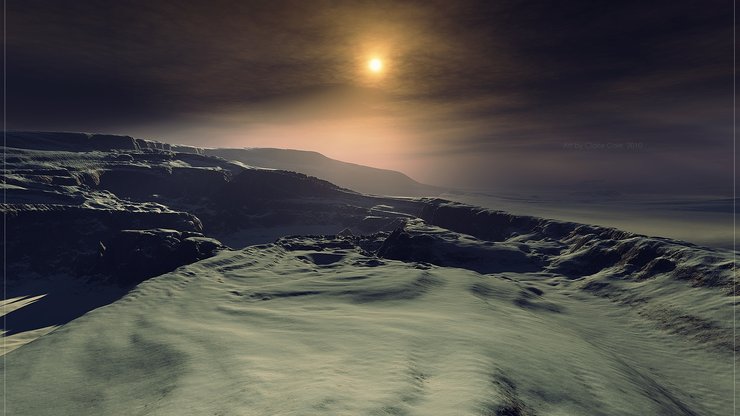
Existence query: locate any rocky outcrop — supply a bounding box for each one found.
[6,131,139,152]
[378,223,544,274]
[4,205,205,279]
[95,229,224,284]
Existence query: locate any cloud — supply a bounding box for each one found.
[7,0,733,193]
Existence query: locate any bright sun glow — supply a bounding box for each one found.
[368,58,383,73]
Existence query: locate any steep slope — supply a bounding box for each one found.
[203,147,440,197]
[3,132,405,284]
[2,132,419,350]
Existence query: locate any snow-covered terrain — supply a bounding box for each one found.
[4,132,437,197]
[2,132,737,415]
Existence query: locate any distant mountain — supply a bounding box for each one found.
[7,131,440,197]
[201,148,440,197]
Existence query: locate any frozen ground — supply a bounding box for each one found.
[2,132,737,415]
[4,230,736,415]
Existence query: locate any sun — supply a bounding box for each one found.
[368,58,383,73]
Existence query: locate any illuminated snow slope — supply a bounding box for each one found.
[5,229,736,415]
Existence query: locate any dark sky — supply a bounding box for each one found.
[6,0,735,194]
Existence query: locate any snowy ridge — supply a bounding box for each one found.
[1,132,737,415]
[6,131,438,196]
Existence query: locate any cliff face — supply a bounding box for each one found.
[3,132,363,284]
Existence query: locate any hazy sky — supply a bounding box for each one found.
[7,0,734,194]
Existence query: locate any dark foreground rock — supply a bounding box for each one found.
[96,229,224,284]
